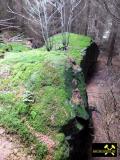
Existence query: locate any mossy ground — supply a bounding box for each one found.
[0,42,30,52]
[0,33,91,160]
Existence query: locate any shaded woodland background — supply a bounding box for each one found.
[0,0,120,57]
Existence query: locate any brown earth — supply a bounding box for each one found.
[26,122,56,155]
[0,123,56,160]
[87,55,120,160]
[0,127,34,160]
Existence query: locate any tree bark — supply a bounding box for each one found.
[85,0,91,35]
[107,30,117,66]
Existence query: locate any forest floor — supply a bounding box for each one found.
[87,55,120,160]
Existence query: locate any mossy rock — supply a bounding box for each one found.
[0,33,92,159]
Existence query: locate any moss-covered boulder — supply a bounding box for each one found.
[0,33,94,160]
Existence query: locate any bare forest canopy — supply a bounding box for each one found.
[0,0,120,55]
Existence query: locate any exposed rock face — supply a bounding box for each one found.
[81,42,100,81]
[60,42,99,160]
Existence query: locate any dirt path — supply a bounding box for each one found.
[0,124,56,160]
[87,55,120,160]
[0,127,35,160]
[26,122,55,160]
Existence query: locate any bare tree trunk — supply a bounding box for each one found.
[85,0,91,35]
[107,30,117,66]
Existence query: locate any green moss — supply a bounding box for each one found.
[0,43,12,53]
[52,33,91,63]
[26,86,74,134]
[36,143,48,160]
[1,51,45,64]
[0,33,91,159]
[54,133,69,160]
[55,133,65,143]
[0,93,15,104]
[0,101,48,159]
[11,62,42,85]
[0,42,30,53]
[26,61,65,91]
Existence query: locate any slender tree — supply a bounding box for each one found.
[85,0,91,35]
[107,28,117,66]
[8,0,87,50]
[103,0,120,22]
[8,0,58,51]
[103,0,120,65]
[97,0,120,65]
[49,0,87,49]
